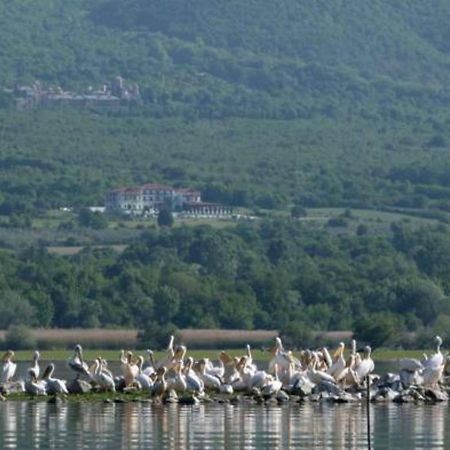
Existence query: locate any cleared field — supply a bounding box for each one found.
[47,245,128,255]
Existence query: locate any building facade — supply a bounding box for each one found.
[105,183,233,217]
[106,183,205,215]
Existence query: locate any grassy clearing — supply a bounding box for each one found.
[6,348,432,363]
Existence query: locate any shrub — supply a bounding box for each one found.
[3,325,37,350]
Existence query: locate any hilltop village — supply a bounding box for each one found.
[7,76,141,111]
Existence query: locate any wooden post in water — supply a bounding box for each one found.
[366,375,372,450]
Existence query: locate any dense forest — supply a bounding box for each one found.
[1,220,450,347]
[0,1,450,216]
[1,1,450,344]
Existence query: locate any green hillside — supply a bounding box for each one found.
[1,1,450,345]
[0,1,450,215]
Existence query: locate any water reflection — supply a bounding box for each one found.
[0,400,449,449]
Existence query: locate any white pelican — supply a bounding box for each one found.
[229,357,248,391]
[155,335,175,369]
[121,351,139,387]
[321,347,333,369]
[307,362,336,385]
[152,366,168,399]
[423,336,444,370]
[142,349,156,376]
[268,337,293,374]
[219,352,239,383]
[67,345,91,379]
[167,362,187,393]
[198,359,221,390]
[92,358,115,392]
[355,345,375,381]
[206,359,225,380]
[261,365,282,396]
[134,356,153,392]
[1,350,16,383]
[25,369,46,396]
[399,358,423,373]
[422,363,445,388]
[327,342,346,380]
[338,354,359,387]
[42,363,69,394]
[29,350,41,379]
[183,357,204,393]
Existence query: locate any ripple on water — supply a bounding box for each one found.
[0,400,449,449]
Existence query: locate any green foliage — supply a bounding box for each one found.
[354,313,403,347]
[137,322,179,350]
[1,2,450,346]
[3,325,37,350]
[0,220,449,346]
[157,208,174,228]
[78,208,108,229]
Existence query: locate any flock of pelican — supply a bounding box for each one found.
[0,335,448,403]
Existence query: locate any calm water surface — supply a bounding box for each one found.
[0,400,449,449]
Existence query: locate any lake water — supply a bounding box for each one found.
[0,400,449,449]
[1,360,449,449]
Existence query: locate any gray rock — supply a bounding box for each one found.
[163,390,179,404]
[292,378,314,397]
[276,391,290,403]
[315,381,342,396]
[425,389,447,402]
[393,393,414,403]
[377,373,399,387]
[67,379,92,395]
[179,395,200,405]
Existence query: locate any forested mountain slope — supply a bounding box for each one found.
[1,1,450,342]
[0,1,449,213]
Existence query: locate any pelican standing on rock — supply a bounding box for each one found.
[42,363,69,395]
[1,350,16,383]
[29,351,41,379]
[423,336,444,369]
[67,344,91,379]
[355,345,375,382]
[25,369,46,396]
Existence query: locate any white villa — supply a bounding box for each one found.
[105,183,232,217]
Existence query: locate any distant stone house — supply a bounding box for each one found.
[105,183,231,216]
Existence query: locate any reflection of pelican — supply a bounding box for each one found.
[42,363,69,394]
[1,350,16,382]
[25,369,46,396]
[67,345,91,379]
